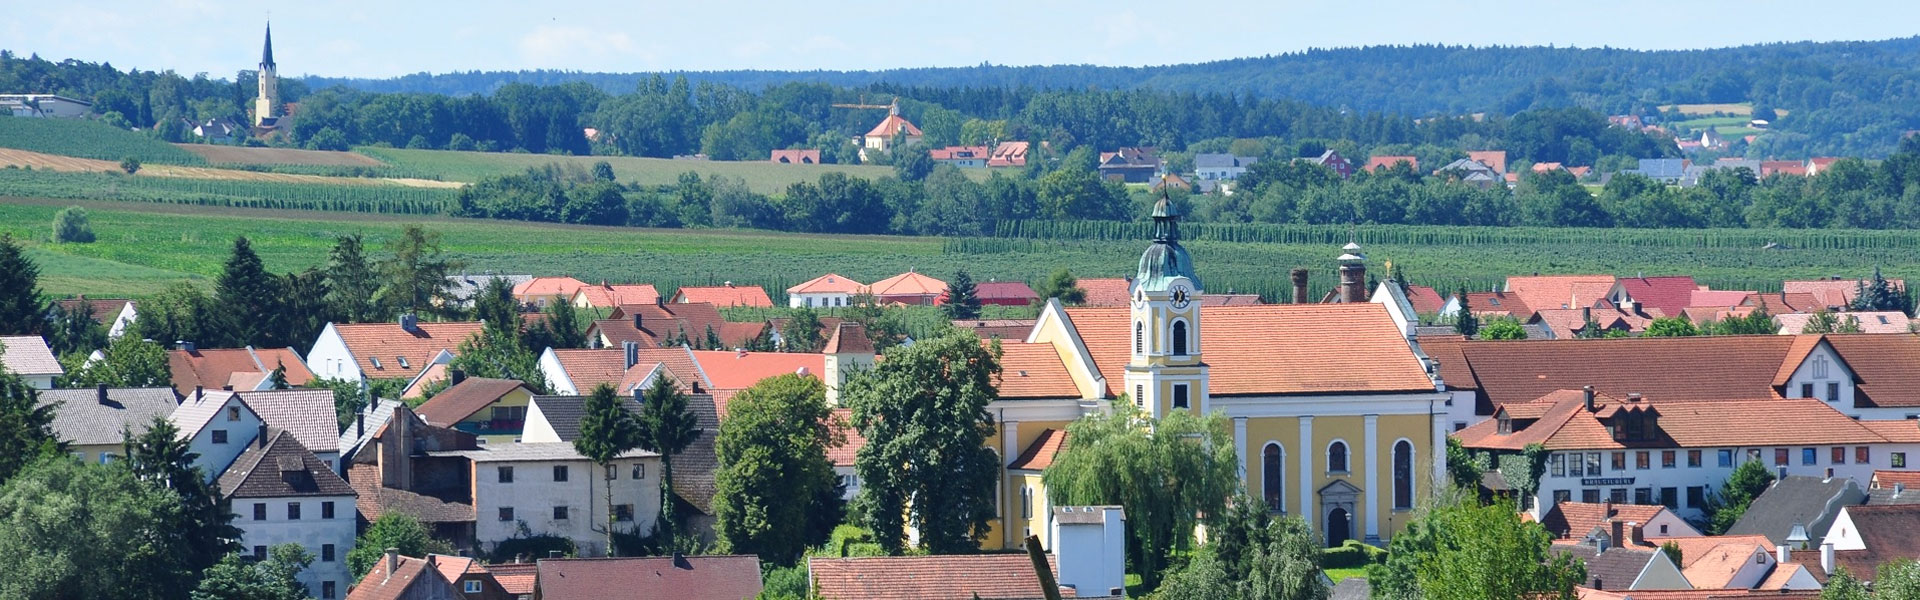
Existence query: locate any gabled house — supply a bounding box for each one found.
[519,391,718,544]
[169,345,314,398]
[538,345,707,396]
[571,282,661,310]
[975,281,1040,306]
[339,404,481,548]
[1607,276,1701,318]
[1775,311,1912,334]
[1650,535,1793,590]
[1365,155,1418,173]
[787,273,866,309]
[1629,159,1690,184]
[1550,542,1691,591]
[1506,275,1618,313]
[588,302,754,349]
[0,335,62,388]
[1815,504,1920,583]
[171,389,267,483]
[861,102,922,159]
[429,443,661,557]
[1783,277,1905,312]
[428,554,512,600]
[535,555,763,600]
[53,297,137,338]
[38,386,178,465]
[1468,150,1508,174]
[512,277,591,308]
[929,145,991,168]
[306,317,484,383]
[868,270,947,306]
[414,376,539,445]
[1073,277,1135,307]
[1541,501,1701,543]
[219,428,358,599]
[345,551,461,600]
[670,283,773,308]
[1194,153,1258,180]
[1300,149,1355,178]
[1727,475,1866,549]
[1867,470,1920,505]
[953,319,1038,340]
[988,141,1030,168]
[1097,147,1161,183]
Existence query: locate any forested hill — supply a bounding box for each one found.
[304,38,1920,117]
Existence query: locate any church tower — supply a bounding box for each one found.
[1123,195,1208,418]
[254,22,280,127]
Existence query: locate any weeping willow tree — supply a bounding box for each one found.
[1042,403,1240,589]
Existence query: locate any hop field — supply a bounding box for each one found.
[0,118,206,165]
[7,198,1920,304]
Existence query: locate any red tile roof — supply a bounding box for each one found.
[929,145,991,161]
[593,303,742,349]
[1614,276,1699,317]
[486,562,537,595]
[823,322,874,355]
[1689,290,1753,309]
[1506,275,1617,312]
[1008,428,1066,471]
[809,554,1067,600]
[788,273,866,295]
[870,271,947,300]
[1447,336,1797,411]
[168,346,313,397]
[995,342,1082,399]
[1457,392,1895,451]
[976,281,1040,303]
[1365,155,1419,171]
[536,555,763,600]
[1743,292,1820,314]
[1873,470,1920,489]
[1075,278,1133,307]
[1462,291,1533,319]
[689,350,825,391]
[1540,501,1668,543]
[1405,285,1445,314]
[864,114,923,139]
[346,554,458,600]
[53,297,131,325]
[672,284,773,308]
[1784,279,1904,310]
[988,141,1030,167]
[1819,334,1920,408]
[331,321,484,378]
[1064,304,1435,397]
[574,283,662,308]
[512,276,590,301]
[413,377,532,426]
[826,408,864,467]
[1468,150,1508,173]
[550,347,708,394]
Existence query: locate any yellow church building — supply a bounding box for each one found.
[988,198,1450,549]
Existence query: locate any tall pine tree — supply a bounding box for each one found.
[943,270,982,320]
[0,358,61,485]
[124,415,239,575]
[638,376,699,545]
[0,234,44,335]
[573,384,644,555]
[1454,287,1479,337]
[214,237,281,348]
[324,234,385,323]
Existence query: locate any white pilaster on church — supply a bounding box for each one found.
[1002,420,1020,463]
[1431,412,1448,492]
[1364,414,1381,544]
[1233,417,1248,484]
[1298,416,1314,530]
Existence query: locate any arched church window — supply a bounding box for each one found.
[1394,440,1415,510]
[1263,443,1284,512]
[1135,321,1144,354]
[1328,441,1349,473]
[1171,320,1189,356]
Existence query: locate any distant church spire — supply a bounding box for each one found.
[261,22,275,68]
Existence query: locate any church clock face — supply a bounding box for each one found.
[1171,284,1192,309]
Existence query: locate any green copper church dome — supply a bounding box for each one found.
[1135,196,1201,293]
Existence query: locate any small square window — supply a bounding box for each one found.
[1172,385,1189,409]
[1661,451,1675,469]
[227,406,241,421]
[466,581,482,594]
[322,544,335,562]
[553,465,568,482]
[322,501,335,519]
[1775,448,1790,466]
[553,506,568,520]
[1895,452,1908,469]
[1801,383,1814,399]
[212,430,229,444]
[287,502,301,520]
[631,464,645,479]
[1829,382,1841,402]
[1718,449,1734,467]
[615,504,634,522]
[499,507,514,522]
[1636,451,1650,470]
[499,466,514,483]
[1687,450,1702,468]
[1611,452,1626,471]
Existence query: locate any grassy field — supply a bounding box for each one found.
[10,198,1920,302]
[176,145,384,167]
[0,118,206,165]
[357,147,992,193]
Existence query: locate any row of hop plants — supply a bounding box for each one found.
[991,219,1920,250]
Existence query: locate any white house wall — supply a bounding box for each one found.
[305,324,363,383]
[190,400,265,484]
[1531,442,1920,522]
[470,456,662,557]
[233,495,357,599]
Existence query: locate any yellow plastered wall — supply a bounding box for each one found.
[988,419,1074,549]
[461,386,534,445]
[1028,311,1104,400]
[1240,412,1435,544]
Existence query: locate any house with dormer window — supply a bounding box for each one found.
[305,317,483,383]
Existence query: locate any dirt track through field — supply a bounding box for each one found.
[0,148,461,188]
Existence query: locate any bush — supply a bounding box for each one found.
[119,156,140,174]
[757,565,809,600]
[489,532,576,563]
[813,524,886,558]
[1321,540,1388,568]
[52,205,94,243]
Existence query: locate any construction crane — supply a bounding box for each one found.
[831,95,900,116]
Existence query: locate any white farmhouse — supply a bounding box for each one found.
[305,317,482,383]
[171,389,266,483]
[218,428,358,600]
[432,443,661,557]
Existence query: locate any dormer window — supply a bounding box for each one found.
[1497,417,1513,434]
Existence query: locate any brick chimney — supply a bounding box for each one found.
[1338,243,1367,303]
[1610,519,1625,550]
[96,383,109,405]
[623,341,639,369]
[1584,385,1596,411]
[1290,269,1310,304]
[384,548,400,582]
[1627,521,1644,547]
[399,313,419,334]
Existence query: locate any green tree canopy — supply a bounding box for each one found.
[1479,317,1527,340]
[52,205,94,243]
[943,269,982,320]
[325,234,386,324]
[846,332,1001,554]
[1703,459,1777,535]
[190,545,312,600]
[377,225,462,319]
[1033,268,1087,307]
[61,334,170,388]
[780,308,825,352]
[1367,493,1585,600]
[346,513,453,578]
[713,374,841,565]
[637,375,700,544]
[1044,404,1240,588]
[1454,287,1479,337]
[125,415,239,574]
[0,234,45,335]
[574,383,645,555]
[1644,317,1699,337]
[0,362,61,485]
[214,236,282,347]
[0,458,198,600]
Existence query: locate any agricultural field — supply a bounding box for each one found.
[9,197,1920,304]
[176,144,385,167]
[1670,115,1762,139]
[1664,103,1754,117]
[0,117,206,165]
[0,167,455,217]
[0,149,458,188]
[357,147,992,193]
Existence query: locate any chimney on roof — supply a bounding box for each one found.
[179,340,196,353]
[1611,519,1625,550]
[400,313,420,334]
[548,550,563,559]
[1338,245,1367,304]
[1584,385,1596,411]
[257,424,269,449]
[426,554,436,568]
[623,341,639,369]
[356,411,365,439]
[1777,544,1790,564]
[1627,521,1644,547]
[195,385,204,404]
[1627,392,1642,402]
[385,548,399,582]
[633,311,644,329]
[1821,542,1836,575]
[691,380,702,394]
[96,383,109,405]
[1290,269,1310,304]
[450,368,466,387]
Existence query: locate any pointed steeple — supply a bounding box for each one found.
[261,22,275,68]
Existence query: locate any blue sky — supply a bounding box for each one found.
[7,0,1920,79]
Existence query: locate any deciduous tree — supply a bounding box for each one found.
[346,514,452,578]
[1480,317,1527,340]
[846,332,1000,554]
[61,335,173,388]
[0,458,195,600]
[1367,493,1584,600]
[713,374,840,565]
[190,544,311,600]
[1644,317,1699,337]
[1033,268,1086,307]
[1702,459,1776,535]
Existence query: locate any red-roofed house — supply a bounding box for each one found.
[810,554,1068,600]
[1097,147,1161,183]
[513,277,590,308]
[869,270,947,306]
[1607,276,1700,317]
[861,102,922,159]
[1405,285,1446,315]
[1806,157,1844,176]
[588,302,752,349]
[929,145,991,168]
[988,141,1030,167]
[345,551,460,600]
[53,296,138,338]
[1469,150,1509,174]
[689,350,825,391]
[974,280,1039,306]
[1761,161,1809,177]
[787,273,866,309]
[671,283,773,308]
[1366,155,1419,172]
[571,282,661,310]
[1784,278,1905,311]
[169,346,314,397]
[306,318,484,383]
[1540,501,1699,543]
[1507,275,1618,313]
[770,149,821,164]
